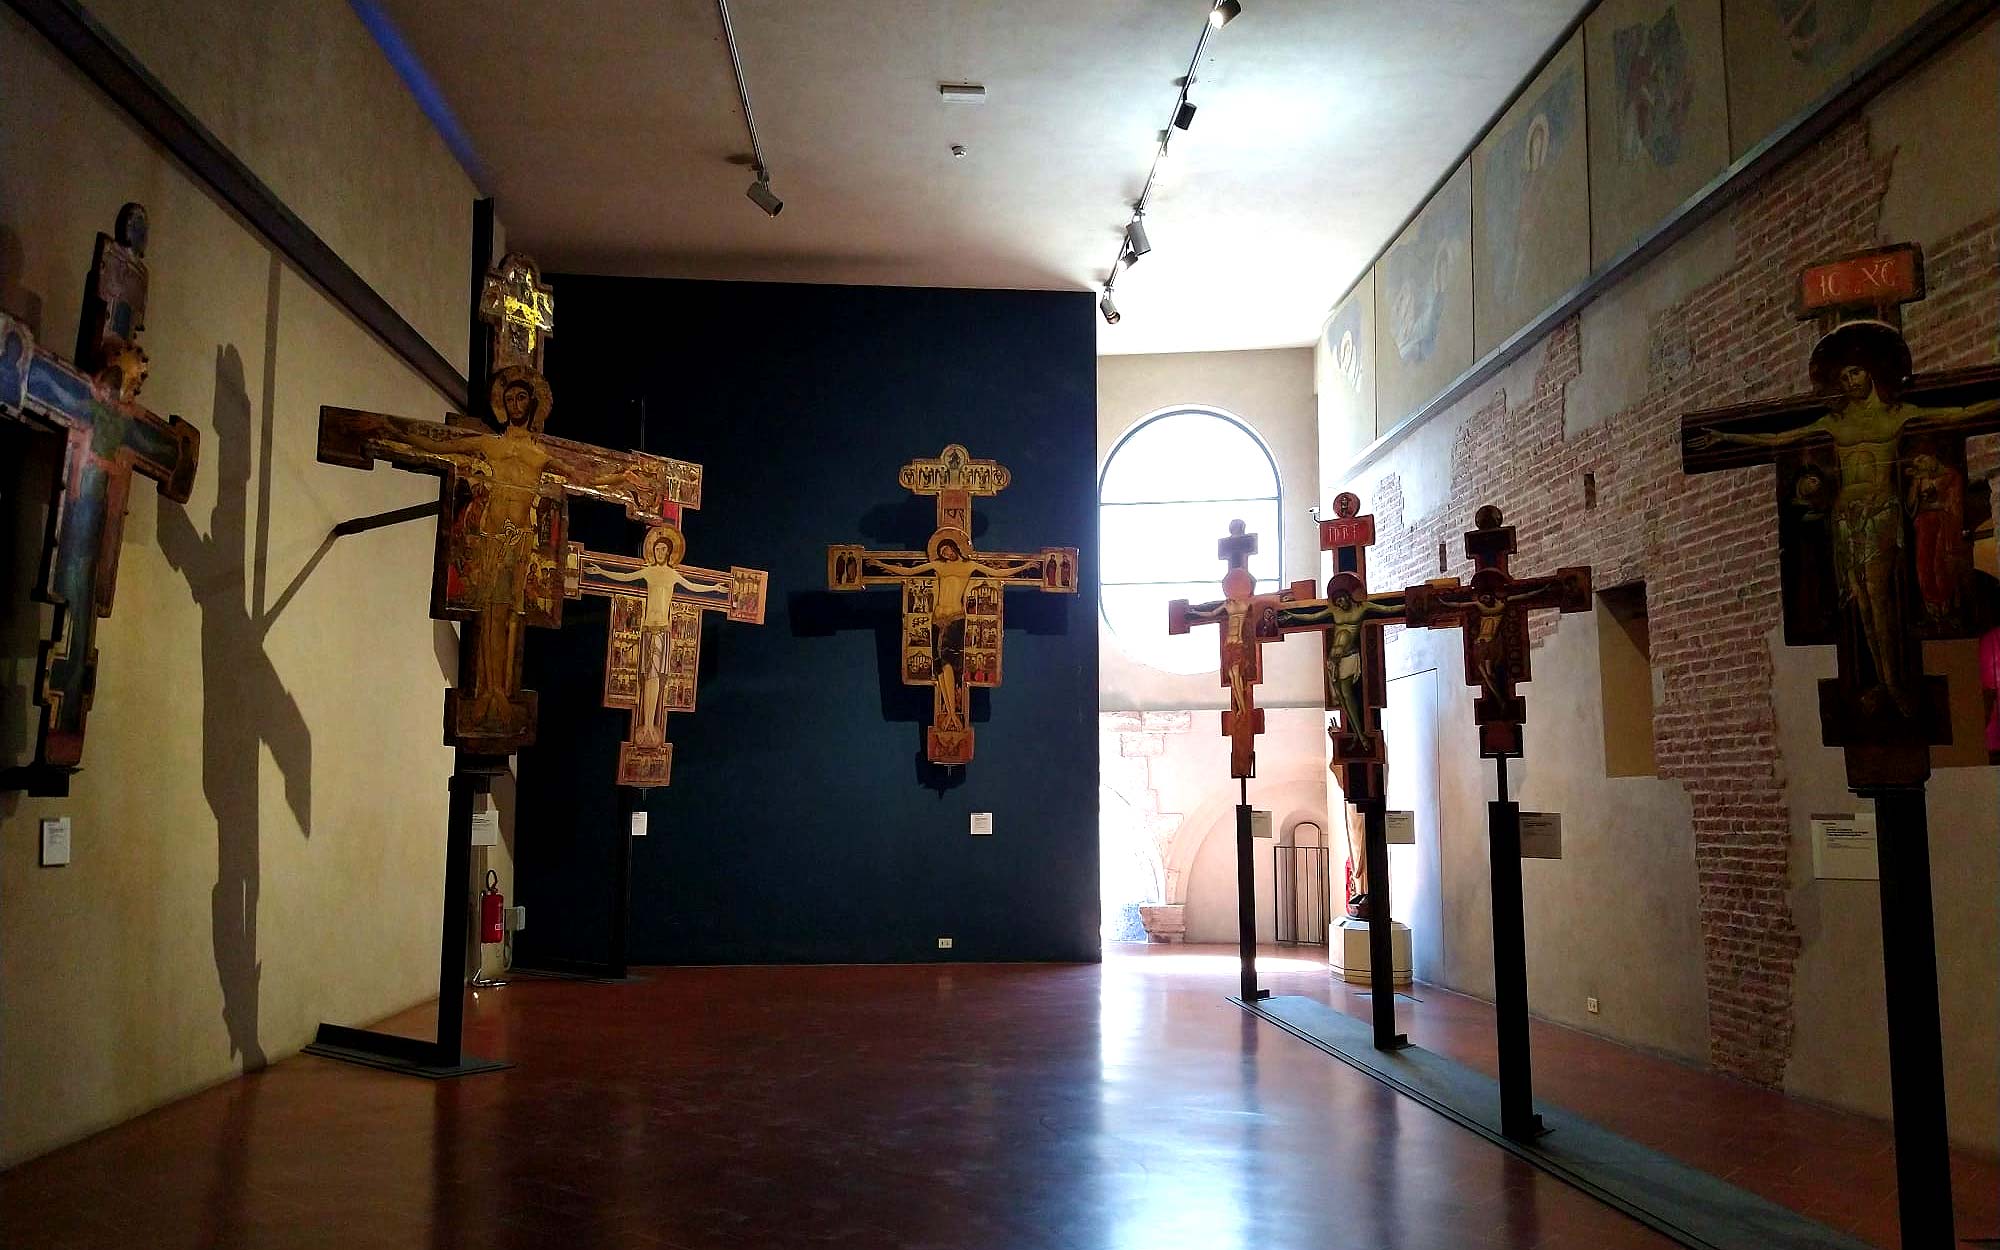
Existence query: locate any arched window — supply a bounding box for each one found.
[1099,407,1281,674]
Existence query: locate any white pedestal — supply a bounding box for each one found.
[1329,916,1412,986]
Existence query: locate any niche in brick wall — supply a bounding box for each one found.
[1596,582,1656,778]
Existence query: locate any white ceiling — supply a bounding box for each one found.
[372,1,1584,355]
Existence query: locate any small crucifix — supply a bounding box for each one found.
[1682,242,2000,1247]
[1263,491,1412,1048]
[1167,520,1301,779]
[828,444,1078,766]
[564,516,768,788]
[1405,505,1590,1139]
[1,203,200,789]
[317,252,703,757]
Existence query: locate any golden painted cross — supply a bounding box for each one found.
[1683,242,2000,786]
[477,254,555,374]
[318,252,702,757]
[1167,520,1302,779]
[564,517,767,788]
[828,444,1078,766]
[1403,506,1590,758]
[1,203,199,786]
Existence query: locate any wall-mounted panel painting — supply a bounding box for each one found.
[1586,0,1731,267]
[1375,163,1473,428]
[1473,32,1591,358]
[1723,0,1936,156]
[1317,273,1377,473]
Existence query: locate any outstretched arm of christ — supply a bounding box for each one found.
[863,556,934,578]
[1687,416,1828,450]
[1907,396,2000,427]
[538,435,699,520]
[968,557,1041,578]
[318,407,487,473]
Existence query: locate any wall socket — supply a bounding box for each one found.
[936,937,954,949]
[1586,996,1601,1015]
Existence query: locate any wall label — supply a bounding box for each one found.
[1519,812,1562,859]
[1810,811,1877,880]
[1385,810,1417,844]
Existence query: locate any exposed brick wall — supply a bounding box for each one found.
[1355,116,2000,1086]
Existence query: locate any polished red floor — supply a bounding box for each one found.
[2,947,1674,1250]
[1295,968,2000,1247]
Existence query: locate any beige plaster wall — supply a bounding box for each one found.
[1098,348,1320,712]
[0,0,475,1164]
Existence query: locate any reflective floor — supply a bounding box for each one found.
[2,946,1671,1250]
[1298,967,2000,1247]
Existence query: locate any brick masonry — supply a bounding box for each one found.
[1353,116,1999,1086]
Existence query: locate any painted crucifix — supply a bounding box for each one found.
[1404,507,1591,759]
[1,203,199,787]
[1262,493,1408,913]
[317,253,702,756]
[828,444,1078,766]
[1682,242,2000,1247]
[1262,492,1412,1048]
[1405,505,1589,1138]
[1167,521,1302,779]
[564,517,767,787]
[1684,244,2000,780]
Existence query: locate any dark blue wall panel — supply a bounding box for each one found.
[515,277,1099,966]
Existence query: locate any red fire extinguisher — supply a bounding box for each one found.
[480,869,505,945]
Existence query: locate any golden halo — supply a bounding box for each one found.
[488,364,554,432]
[644,522,687,566]
[927,527,973,562]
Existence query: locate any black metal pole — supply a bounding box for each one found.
[435,772,482,1067]
[1361,798,1407,1049]
[1863,785,1955,1248]
[1489,754,1540,1139]
[611,787,637,979]
[1235,777,1265,1002]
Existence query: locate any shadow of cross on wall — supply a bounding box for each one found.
[158,335,312,1071]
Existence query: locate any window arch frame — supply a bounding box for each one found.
[1096,404,1284,672]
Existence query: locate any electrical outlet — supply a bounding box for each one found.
[936,937,954,950]
[503,905,527,932]
[1586,996,1600,1015]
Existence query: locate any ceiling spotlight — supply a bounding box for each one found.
[746,173,783,217]
[1099,291,1121,324]
[1173,99,1197,130]
[951,144,968,159]
[1209,0,1241,28]
[1124,218,1151,261]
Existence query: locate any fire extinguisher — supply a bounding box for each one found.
[480,869,505,945]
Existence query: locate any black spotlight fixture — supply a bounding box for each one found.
[1173,99,1197,130]
[1100,290,1121,324]
[746,169,783,217]
[1209,0,1241,28]
[1124,217,1151,262]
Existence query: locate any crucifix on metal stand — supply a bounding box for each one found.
[1405,507,1590,1139]
[1168,520,1303,1003]
[304,252,703,1076]
[1683,243,2000,1249]
[0,203,200,795]
[1265,492,1409,1049]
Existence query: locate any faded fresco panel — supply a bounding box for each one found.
[1474,32,1591,357]
[1316,272,1377,475]
[1724,0,1938,156]
[1375,163,1473,428]
[1587,0,1731,266]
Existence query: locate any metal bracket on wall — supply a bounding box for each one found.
[5,0,473,412]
